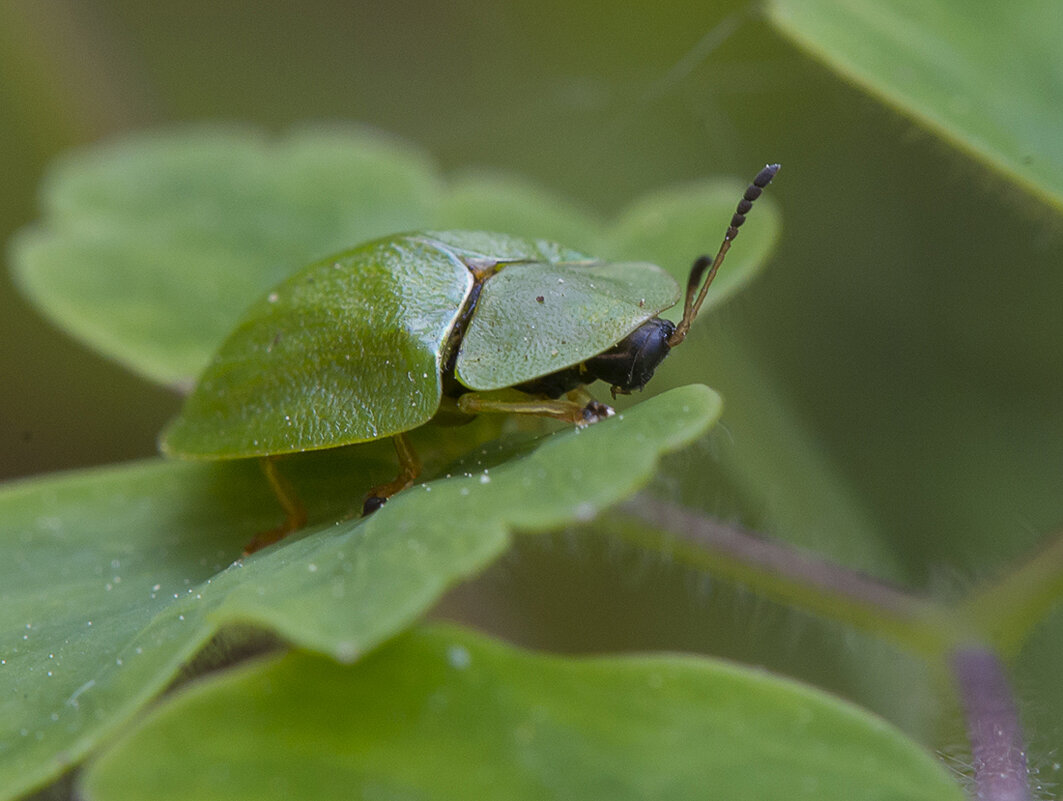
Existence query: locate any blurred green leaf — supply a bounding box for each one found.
[10,127,779,388]
[10,125,443,385]
[82,623,964,801]
[766,0,1063,210]
[435,170,601,250]
[0,384,718,800]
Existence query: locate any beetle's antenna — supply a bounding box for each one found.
[668,163,779,347]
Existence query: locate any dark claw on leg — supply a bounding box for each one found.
[362,495,387,516]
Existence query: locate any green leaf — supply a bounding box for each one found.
[435,170,601,250]
[82,623,964,801]
[766,0,1063,210]
[9,128,780,388]
[10,125,443,386]
[0,385,718,801]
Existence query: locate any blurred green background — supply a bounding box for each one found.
[3,0,1061,765]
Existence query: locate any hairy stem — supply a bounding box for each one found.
[951,647,1031,801]
[614,496,961,656]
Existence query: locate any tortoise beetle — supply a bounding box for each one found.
[161,164,778,552]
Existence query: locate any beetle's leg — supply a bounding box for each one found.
[243,456,308,556]
[456,390,614,426]
[362,432,422,515]
[566,387,615,417]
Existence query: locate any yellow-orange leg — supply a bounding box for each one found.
[456,388,613,426]
[243,455,308,556]
[362,433,423,515]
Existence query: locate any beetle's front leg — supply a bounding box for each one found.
[456,390,614,426]
[362,432,422,515]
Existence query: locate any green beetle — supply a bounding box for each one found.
[162,164,778,552]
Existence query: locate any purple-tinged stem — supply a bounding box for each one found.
[951,647,1031,801]
[615,496,957,655]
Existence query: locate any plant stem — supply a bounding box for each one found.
[950,647,1031,801]
[614,496,962,656]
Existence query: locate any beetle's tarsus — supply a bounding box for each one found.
[361,432,422,515]
[580,400,614,425]
[362,495,387,515]
[569,388,613,426]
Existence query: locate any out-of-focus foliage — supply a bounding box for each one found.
[2,0,1061,798]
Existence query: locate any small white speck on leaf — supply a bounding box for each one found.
[447,644,471,669]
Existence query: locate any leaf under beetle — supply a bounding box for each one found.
[0,385,719,801]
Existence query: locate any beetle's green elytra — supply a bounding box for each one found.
[161,164,779,552]
[160,232,676,459]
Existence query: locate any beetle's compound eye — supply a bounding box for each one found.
[583,317,676,393]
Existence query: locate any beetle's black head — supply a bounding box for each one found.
[583,316,676,396]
